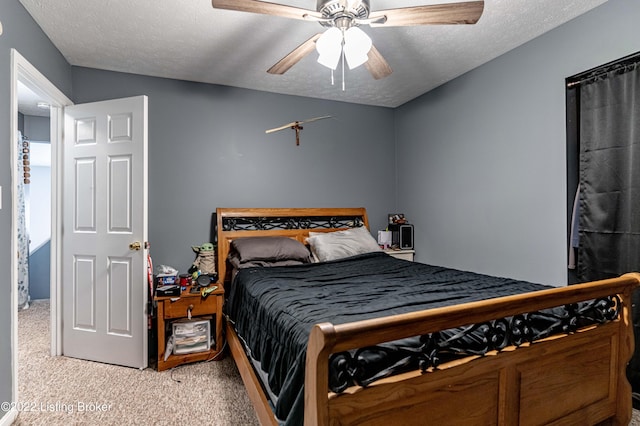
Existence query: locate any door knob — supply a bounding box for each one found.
[129,241,142,251]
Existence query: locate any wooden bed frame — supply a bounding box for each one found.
[216,207,639,426]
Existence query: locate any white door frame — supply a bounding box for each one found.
[10,49,72,408]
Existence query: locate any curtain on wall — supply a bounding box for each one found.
[577,61,640,282]
[17,131,30,310]
[575,57,640,397]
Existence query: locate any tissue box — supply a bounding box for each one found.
[156,274,177,285]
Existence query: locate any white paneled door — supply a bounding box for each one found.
[62,96,148,368]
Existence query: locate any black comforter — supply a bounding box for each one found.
[225,252,556,425]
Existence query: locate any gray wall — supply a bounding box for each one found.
[28,241,51,300]
[28,161,52,300]
[72,67,396,273]
[0,0,72,418]
[23,115,52,300]
[23,115,50,141]
[395,0,640,286]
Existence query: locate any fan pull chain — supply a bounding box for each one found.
[331,69,335,86]
[22,138,31,184]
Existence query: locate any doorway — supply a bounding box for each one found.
[10,49,72,408]
[18,85,52,305]
[11,49,149,380]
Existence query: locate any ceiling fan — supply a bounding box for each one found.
[266,115,332,146]
[211,0,484,80]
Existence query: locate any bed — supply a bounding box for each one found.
[215,207,639,425]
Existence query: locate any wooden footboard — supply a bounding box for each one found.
[305,273,640,426]
[216,208,639,425]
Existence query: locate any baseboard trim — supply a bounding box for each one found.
[0,408,18,426]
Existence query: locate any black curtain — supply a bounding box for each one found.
[573,56,640,398]
[577,61,640,281]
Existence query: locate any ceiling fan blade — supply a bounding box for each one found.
[266,115,331,134]
[212,0,321,21]
[266,121,299,134]
[365,45,392,80]
[267,33,322,75]
[301,115,332,124]
[369,1,484,27]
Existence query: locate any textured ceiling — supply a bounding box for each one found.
[20,0,608,108]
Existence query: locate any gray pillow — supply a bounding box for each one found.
[229,236,312,264]
[307,227,381,262]
[228,253,306,269]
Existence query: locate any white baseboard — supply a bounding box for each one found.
[0,408,18,426]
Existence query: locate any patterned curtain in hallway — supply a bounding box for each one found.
[17,131,30,310]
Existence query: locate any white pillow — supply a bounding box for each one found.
[306,227,381,262]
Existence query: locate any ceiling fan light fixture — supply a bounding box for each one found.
[213,0,484,81]
[343,27,372,69]
[317,53,340,70]
[316,27,342,70]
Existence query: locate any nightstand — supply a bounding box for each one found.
[384,249,415,261]
[154,285,224,371]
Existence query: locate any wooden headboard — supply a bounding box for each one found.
[215,207,370,284]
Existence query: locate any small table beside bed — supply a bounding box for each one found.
[215,207,639,426]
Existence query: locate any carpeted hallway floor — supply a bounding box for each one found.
[14,300,259,425]
[12,299,640,425]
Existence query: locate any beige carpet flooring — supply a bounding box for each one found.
[15,300,259,426]
[13,299,640,425]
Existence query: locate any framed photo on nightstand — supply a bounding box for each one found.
[388,213,406,224]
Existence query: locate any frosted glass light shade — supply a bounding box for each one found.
[343,27,372,69]
[316,27,342,70]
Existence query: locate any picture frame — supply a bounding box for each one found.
[388,213,406,224]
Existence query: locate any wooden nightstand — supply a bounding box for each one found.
[154,285,224,371]
[384,249,415,261]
